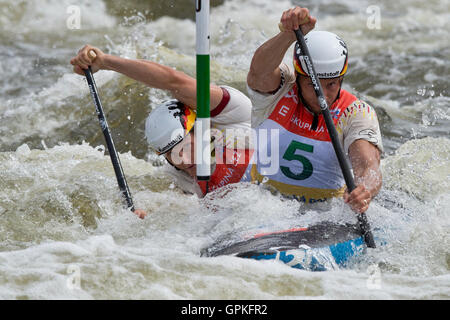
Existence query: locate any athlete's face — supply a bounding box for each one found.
[165,131,196,177]
[298,76,343,113]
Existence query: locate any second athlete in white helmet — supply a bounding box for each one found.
[70,43,253,218]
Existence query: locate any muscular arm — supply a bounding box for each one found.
[344,139,382,213]
[247,6,316,93]
[247,32,295,93]
[70,46,224,111]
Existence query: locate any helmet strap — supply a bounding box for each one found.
[335,76,344,101]
[295,75,315,114]
[296,75,320,131]
[296,74,345,108]
[165,156,181,171]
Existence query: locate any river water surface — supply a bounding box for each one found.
[0,0,449,299]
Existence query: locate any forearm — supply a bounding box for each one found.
[349,140,382,199]
[71,45,224,109]
[353,165,382,199]
[102,55,223,109]
[103,55,191,92]
[247,32,295,93]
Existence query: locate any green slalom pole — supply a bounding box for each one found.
[195,0,211,181]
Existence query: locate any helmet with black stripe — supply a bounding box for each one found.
[293,31,348,79]
[145,99,196,155]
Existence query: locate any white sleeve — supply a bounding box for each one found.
[246,63,296,127]
[209,86,253,150]
[337,100,384,154]
[210,85,252,126]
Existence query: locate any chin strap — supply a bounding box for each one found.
[295,75,344,132]
[296,75,319,131]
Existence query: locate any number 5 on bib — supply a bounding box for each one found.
[280,140,314,180]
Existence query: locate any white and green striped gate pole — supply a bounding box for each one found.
[195,0,211,181]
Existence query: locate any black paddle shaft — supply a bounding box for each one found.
[84,67,135,212]
[294,29,376,248]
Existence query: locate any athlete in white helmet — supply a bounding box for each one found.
[144,98,253,198]
[71,45,253,218]
[246,6,383,214]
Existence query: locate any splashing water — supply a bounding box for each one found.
[0,0,449,299]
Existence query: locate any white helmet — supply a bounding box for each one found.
[145,99,196,155]
[293,31,349,79]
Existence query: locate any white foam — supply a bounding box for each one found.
[0,0,449,300]
[0,0,116,35]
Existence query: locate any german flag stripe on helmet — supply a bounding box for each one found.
[182,106,196,136]
[293,57,307,76]
[339,56,348,76]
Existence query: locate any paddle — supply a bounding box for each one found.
[83,64,135,212]
[293,28,376,248]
